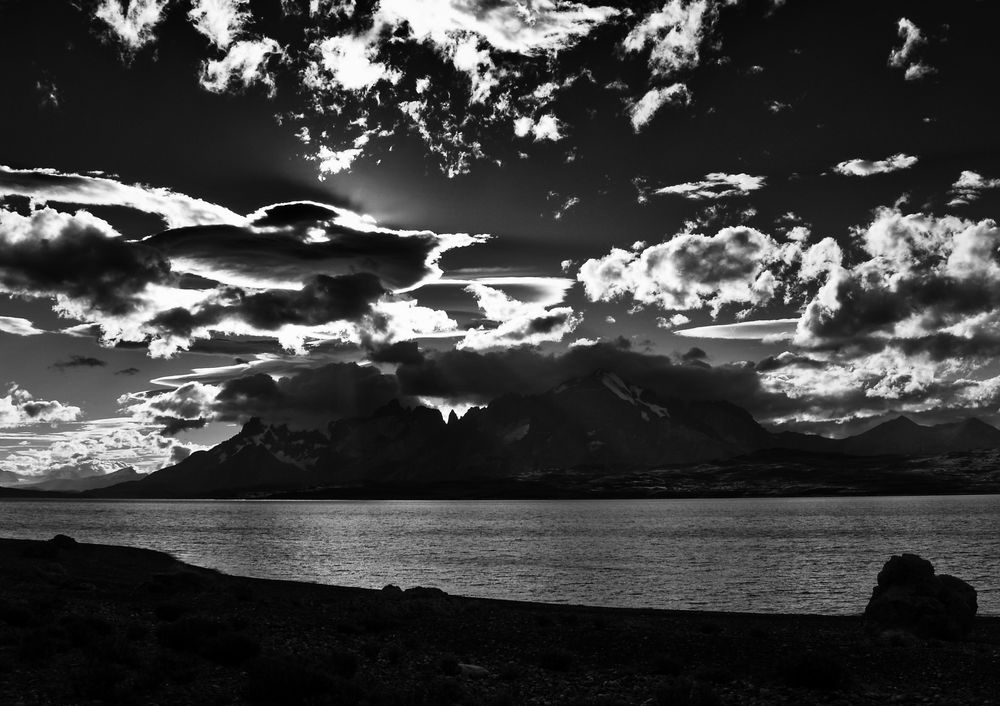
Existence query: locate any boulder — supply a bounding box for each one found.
[864,553,977,640]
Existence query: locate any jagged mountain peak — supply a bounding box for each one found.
[553,369,670,420]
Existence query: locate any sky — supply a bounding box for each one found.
[4,0,1000,476]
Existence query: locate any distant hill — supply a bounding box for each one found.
[841,416,1000,456]
[86,372,1000,499]
[28,467,143,493]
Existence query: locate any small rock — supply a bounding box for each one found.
[404,586,448,599]
[49,534,77,549]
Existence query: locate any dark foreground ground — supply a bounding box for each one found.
[0,538,997,705]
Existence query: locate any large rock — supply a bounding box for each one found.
[864,553,977,640]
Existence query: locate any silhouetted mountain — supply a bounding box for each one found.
[88,372,1000,498]
[0,469,27,486]
[28,467,142,492]
[841,416,1000,456]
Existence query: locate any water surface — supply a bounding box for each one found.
[1,496,996,614]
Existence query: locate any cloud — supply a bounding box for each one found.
[116,367,141,376]
[1,416,199,474]
[657,314,691,329]
[200,38,284,95]
[514,114,563,142]
[395,341,778,416]
[0,207,171,318]
[832,153,918,177]
[795,208,1000,352]
[623,0,712,78]
[457,284,581,350]
[0,316,45,336]
[674,318,798,340]
[126,362,410,430]
[189,0,250,49]
[0,384,82,428]
[145,200,485,293]
[0,165,246,228]
[655,172,765,199]
[888,18,934,80]
[948,170,1000,206]
[52,355,108,371]
[376,0,620,55]
[94,0,168,51]
[628,84,691,132]
[578,226,783,316]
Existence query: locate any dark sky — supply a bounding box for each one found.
[3,0,1000,476]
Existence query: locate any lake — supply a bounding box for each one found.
[1,496,997,615]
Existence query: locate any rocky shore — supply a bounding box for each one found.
[0,536,997,705]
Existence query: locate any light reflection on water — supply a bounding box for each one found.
[0,496,997,615]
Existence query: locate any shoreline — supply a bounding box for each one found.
[0,537,998,704]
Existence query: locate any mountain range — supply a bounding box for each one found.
[87,370,1000,498]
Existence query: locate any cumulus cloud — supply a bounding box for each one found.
[189,0,250,49]
[628,83,691,132]
[0,207,171,318]
[457,284,581,350]
[200,38,284,95]
[948,170,1000,206]
[832,153,918,177]
[795,208,1000,351]
[0,165,245,228]
[655,172,765,199]
[0,316,45,336]
[0,384,81,427]
[888,18,934,80]
[623,0,712,78]
[1,416,198,474]
[578,226,782,316]
[94,0,168,51]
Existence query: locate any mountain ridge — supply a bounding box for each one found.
[90,371,1000,498]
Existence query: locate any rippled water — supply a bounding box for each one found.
[0,496,997,615]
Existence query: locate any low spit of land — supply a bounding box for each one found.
[0,536,996,705]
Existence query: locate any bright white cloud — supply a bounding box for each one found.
[655,172,765,199]
[200,38,284,95]
[673,318,798,340]
[833,153,918,177]
[94,0,168,51]
[623,0,711,77]
[578,226,782,315]
[0,384,81,428]
[458,284,580,350]
[948,170,1000,206]
[0,316,45,336]
[887,17,935,81]
[0,165,246,228]
[189,0,250,49]
[628,83,691,132]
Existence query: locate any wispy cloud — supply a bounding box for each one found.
[655,172,765,200]
[833,153,917,177]
[0,316,45,336]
